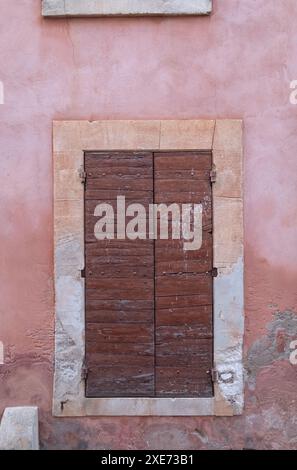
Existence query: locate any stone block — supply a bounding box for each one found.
[42,0,212,17]
[0,407,39,450]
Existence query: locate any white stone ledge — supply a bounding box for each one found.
[42,0,212,17]
[0,407,39,450]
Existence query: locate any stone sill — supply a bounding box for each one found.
[42,0,212,17]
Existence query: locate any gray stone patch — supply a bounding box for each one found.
[214,257,244,414]
[0,407,39,450]
[246,310,297,387]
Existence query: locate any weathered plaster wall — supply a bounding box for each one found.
[0,0,296,449]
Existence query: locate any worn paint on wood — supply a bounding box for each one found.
[85,151,213,398]
[154,152,213,397]
[85,152,155,397]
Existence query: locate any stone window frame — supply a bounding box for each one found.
[42,0,212,17]
[53,119,244,417]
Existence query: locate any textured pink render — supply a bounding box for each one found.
[0,0,297,449]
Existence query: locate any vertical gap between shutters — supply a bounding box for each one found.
[153,152,156,397]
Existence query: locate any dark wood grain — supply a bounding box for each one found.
[85,151,214,398]
[87,367,154,397]
[85,152,155,398]
[154,151,213,397]
[155,366,213,397]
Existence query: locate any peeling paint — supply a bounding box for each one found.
[246,311,297,387]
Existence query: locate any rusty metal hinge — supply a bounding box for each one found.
[78,167,87,184]
[82,361,89,381]
[208,267,218,277]
[210,169,217,183]
[211,368,218,383]
[212,267,218,277]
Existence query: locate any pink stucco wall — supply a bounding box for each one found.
[0,0,297,449]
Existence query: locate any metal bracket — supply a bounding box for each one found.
[212,267,218,277]
[210,369,235,384]
[81,360,89,381]
[211,368,219,383]
[210,168,217,183]
[78,166,87,184]
[207,267,218,277]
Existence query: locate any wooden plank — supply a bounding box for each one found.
[154,152,212,171]
[156,324,212,341]
[155,367,213,398]
[86,166,152,178]
[85,199,152,213]
[87,341,154,356]
[156,338,213,367]
[85,152,153,168]
[85,253,153,269]
[85,189,153,201]
[155,169,210,180]
[86,264,154,279]
[155,179,210,193]
[86,278,153,290]
[86,288,153,301]
[154,191,211,204]
[86,239,154,251]
[155,273,212,297]
[86,323,154,343]
[156,294,212,309]
[155,237,212,260]
[86,307,153,324]
[87,353,154,367]
[86,277,154,301]
[156,261,211,275]
[86,367,154,398]
[86,245,153,257]
[86,299,153,324]
[87,176,153,191]
[156,305,212,326]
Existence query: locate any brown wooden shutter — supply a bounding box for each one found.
[85,152,155,397]
[84,151,213,398]
[154,152,213,397]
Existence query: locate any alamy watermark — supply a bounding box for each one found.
[93,196,203,251]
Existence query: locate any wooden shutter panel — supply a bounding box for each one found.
[154,151,213,397]
[85,152,155,397]
[84,151,213,398]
